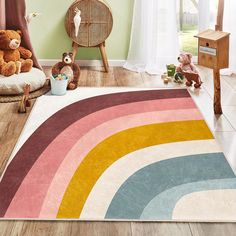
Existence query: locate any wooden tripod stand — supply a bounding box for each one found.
[72,41,109,72]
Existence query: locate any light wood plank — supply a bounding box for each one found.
[141,72,187,89]
[86,66,116,87]
[223,74,236,91]
[0,221,132,236]
[140,73,161,87]
[214,131,236,174]
[78,67,89,86]
[187,89,234,132]
[131,222,193,236]
[0,101,34,176]
[113,67,143,87]
[190,223,236,236]
[69,222,132,236]
[0,221,16,236]
[198,66,236,106]
[223,106,236,130]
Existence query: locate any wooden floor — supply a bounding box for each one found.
[0,66,236,236]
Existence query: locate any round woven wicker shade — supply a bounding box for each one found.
[65,0,113,47]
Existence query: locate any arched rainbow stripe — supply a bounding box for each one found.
[57,120,213,218]
[105,153,235,219]
[172,189,236,221]
[141,179,236,220]
[79,140,222,219]
[0,89,235,220]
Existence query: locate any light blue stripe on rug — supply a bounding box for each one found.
[140,178,236,220]
[105,153,236,219]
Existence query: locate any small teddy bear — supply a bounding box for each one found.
[176,53,202,89]
[0,30,33,77]
[52,52,80,90]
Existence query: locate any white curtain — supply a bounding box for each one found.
[199,0,236,75]
[198,0,210,32]
[124,0,179,75]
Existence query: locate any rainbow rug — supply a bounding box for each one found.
[1,88,236,221]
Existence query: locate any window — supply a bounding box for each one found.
[178,0,218,56]
[178,0,198,55]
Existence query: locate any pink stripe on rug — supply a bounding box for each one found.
[5,98,198,218]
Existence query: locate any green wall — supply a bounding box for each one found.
[26,0,134,60]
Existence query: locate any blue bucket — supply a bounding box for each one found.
[50,75,68,96]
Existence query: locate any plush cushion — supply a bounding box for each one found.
[0,68,46,95]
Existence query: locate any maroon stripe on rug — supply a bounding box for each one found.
[0,89,191,217]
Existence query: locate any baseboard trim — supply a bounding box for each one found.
[39,59,126,67]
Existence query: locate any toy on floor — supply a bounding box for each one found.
[184,72,202,88]
[18,84,31,113]
[52,52,80,90]
[166,64,176,77]
[176,53,202,88]
[174,72,185,84]
[0,30,33,77]
[164,77,169,84]
[161,73,172,84]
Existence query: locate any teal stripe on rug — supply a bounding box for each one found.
[105,153,236,219]
[140,178,236,220]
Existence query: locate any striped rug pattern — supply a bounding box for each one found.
[0,89,236,221]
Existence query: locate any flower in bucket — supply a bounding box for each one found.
[52,74,68,81]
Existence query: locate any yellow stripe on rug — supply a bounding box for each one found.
[57,120,213,218]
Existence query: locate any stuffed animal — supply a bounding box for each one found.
[176,53,202,88]
[0,30,33,77]
[52,52,80,90]
[18,84,31,113]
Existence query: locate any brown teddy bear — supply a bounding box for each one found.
[176,53,202,88]
[52,52,80,90]
[0,30,33,77]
